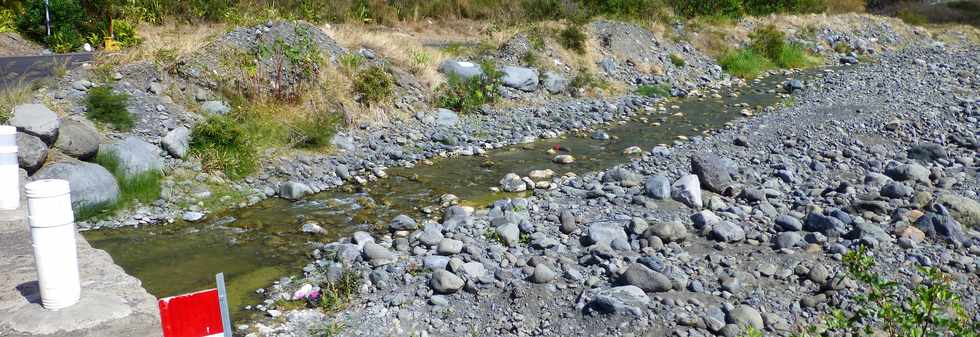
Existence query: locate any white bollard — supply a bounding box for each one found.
[0,125,18,210]
[25,179,81,310]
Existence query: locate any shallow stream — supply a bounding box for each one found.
[84,72,800,321]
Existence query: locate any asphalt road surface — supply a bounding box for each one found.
[0,53,93,90]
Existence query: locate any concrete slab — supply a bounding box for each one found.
[0,207,162,337]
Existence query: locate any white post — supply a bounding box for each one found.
[0,125,18,210]
[25,179,80,310]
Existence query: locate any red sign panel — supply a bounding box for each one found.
[158,288,224,337]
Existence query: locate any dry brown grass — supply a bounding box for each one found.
[824,0,866,14]
[0,80,32,122]
[117,22,227,66]
[324,23,454,89]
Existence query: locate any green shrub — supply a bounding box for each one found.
[436,61,503,114]
[95,151,162,204]
[0,9,16,33]
[558,25,587,54]
[522,0,565,21]
[569,70,608,92]
[800,246,980,337]
[107,19,143,47]
[672,0,744,18]
[669,53,686,67]
[718,48,773,79]
[636,84,671,97]
[17,0,85,44]
[353,66,394,106]
[48,26,85,53]
[748,24,786,61]
[85,86,134,130]
[292,111,342,149]
[189,115,258,180]
[897,8,929,26]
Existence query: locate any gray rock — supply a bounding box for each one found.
[438,60,483,80]
[302,222,327,235]
[808,264,830,285]
[201,100,231,115]
[99,136,163,176]
[362,242,395,266]
[560,210,577,234]
[804,213,848,236]
[709,221,745,242]
[542,71,568,94]
[162,127,190,158]
[672,174,702,208]
[775,215,803,232]
[692,210,721,229]
[417,224,445,246]
[587,221,628,246]
[645,174,670,199]
[590,286,650,316]
[775,232,803,249]
[499,173,527,192]
[32,161,120,212]
[54,120,101,160]
[390,214,418,231]
[907,143,947,162]
[783,79,804,93]
[500,66,539,91]
[460,262,486,279]
[531,264,557,283]
[935,193,980,228]
[430,270,465,294]
[619,263,672,292]
[182,211,205,222]
[691,153,733,194]
[437,238,463,255]
[915,205,968,245]
[497,222,520,247]
[880,182,913,199]
[330,134,355,151]
[10,104,59,144]
[646,221,687,242]
[435,109,459,127]
[885,163,930,184]
[727,305,764,330]
[598,58,617,74]
[15,132,47,174]
[279,181,312,200]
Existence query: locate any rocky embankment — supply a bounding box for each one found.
[247,45,980,336]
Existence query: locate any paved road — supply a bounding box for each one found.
[0,53,93,90]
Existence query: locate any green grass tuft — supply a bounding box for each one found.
[436,61,503,114]
[718,49,774,79]
[636,84,671,98]
[85,86,134,131]
[95,151,163,204]
[669,53,686,67]
[558,25,587,54]
[353,66,394,106]
[189,114,258,180]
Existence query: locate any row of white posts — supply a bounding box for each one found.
[1,125,81,310]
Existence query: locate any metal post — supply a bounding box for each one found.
[44,0,51,37]
[215,273,233,337]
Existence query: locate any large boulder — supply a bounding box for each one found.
[542,71,568,94]
[619,263,672,292]
[15,132,47,174]
[99,136,163,177]
[162,127,190,158]
[500,66,539,91]
[691,153,733,194]
[588,286,650,316]
[32,161,120,211]
[54,119,101,160]
[438,60,483,80]
[671,174,702,208]
[10,104,59,144]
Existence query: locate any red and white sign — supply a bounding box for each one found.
[158,288,225,337]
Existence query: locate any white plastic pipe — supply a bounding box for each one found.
[0,125,18,210]
[25,179,80,310]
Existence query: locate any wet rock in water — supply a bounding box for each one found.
[54,119,101,160]
[709,221,745,242]
[645,174,670,200]
[589,286,650,316]
[438,60,483,80]
[430,270,464,294]
[783,79,804,93]
[500,66,539,92]
[162,127,191,158]
[671,174,702,208]
[907,143,947,162]
[302,222,327,235]
[389,214,418,231]
[279,181,312,200]
[619,263,672,292]
[592,131,610,140]
[362,242,396,266]
[528,169,554,180]
[99,136,164,176]
[553,155,575,164]
[15,132,47,174]
[499,173,527,192]
[32,161,119,212]
[10,104,59,144]
[531,264,558,283]
[201,100,231,115]
[623,146,642,155]
[691,153,733,194]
